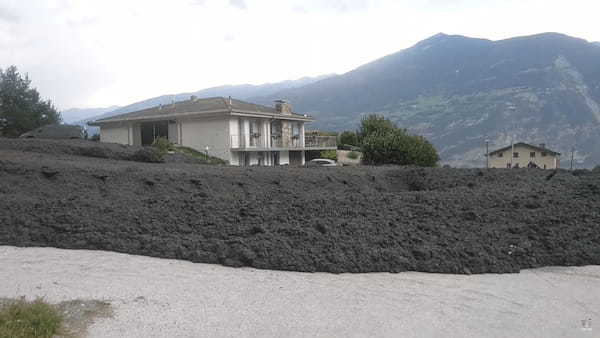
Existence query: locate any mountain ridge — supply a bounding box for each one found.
[73,74,334,133]
[249,32,600,168]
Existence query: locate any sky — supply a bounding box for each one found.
[1,0,599,111]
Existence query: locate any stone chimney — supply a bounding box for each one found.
[275,100,292,115]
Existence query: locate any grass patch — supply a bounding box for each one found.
[152,137,227,164]
[0,298,63,338]
[319,149,337,160]
[175,146,227,165]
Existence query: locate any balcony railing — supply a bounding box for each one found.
[230,133,266,149]
[271,135,302,148]
[230,134,337,149]
[305,135,337,148]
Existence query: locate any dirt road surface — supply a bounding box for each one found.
[1,246,598,337]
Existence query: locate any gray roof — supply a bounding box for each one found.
[90,97,312,124]
[489,142,561,156]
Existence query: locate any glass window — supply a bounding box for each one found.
[513,152,519,158]
[530,152,536,158]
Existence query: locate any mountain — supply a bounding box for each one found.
[252,33,600,168]
[61,106,120,124]
[94,75,333,120]
[593,42,600,46]
[74,75,333,135]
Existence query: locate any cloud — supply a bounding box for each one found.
[291,0,373,13]
[0,7,18,23]
[191,0,207,6]
[229,0,247,10]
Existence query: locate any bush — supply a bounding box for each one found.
[347,151,360,160]
[0,298,63,338]
[152,137,175,154]
[361,125,439,167]
[320,149,337,160]
[338,131,359,147]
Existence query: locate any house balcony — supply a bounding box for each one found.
[230,134,337,151]
[304,135,337,149]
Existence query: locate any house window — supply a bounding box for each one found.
[291,122,301,147]
[541,152,547,157]
[292,122,301,137]
[498,152,503,158]
[530,152,536,158]
[249,119,261,147]
[513,152,519,158]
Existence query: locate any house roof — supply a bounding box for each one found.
[489,142,561,156]
[88,97,313,125]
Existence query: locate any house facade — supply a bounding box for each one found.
[88,97,336,166]
[488,142,561,169]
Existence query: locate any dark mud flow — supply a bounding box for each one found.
[1,139,599,274]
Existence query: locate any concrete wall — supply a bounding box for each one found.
[489,145,560,169]
[168,122,178,144]
[100,124,129,145]
[180,117,231,162]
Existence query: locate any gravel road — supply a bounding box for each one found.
[1,246,598,337]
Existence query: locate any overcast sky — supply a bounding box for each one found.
[1,0,599,110]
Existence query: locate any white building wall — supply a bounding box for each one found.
[100,124,129,144]
[180,117,231,163]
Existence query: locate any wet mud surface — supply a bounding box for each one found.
[1,138,599,274]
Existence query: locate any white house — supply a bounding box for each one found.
[88,97,337,166]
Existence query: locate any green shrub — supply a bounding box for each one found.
[320,149,337,160]
[361,128,439,167]
[152,137,175,154]
[347,151,360,160]
[0,298,63,338]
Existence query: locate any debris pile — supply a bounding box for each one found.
[1,138,599,274]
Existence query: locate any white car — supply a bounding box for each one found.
[307,158,338,167]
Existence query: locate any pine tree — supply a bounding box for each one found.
[0,66,61,137]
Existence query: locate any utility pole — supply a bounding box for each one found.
[570,147,575,170]
[485,139,489,169]
[510,137,514,168]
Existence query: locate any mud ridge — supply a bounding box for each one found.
[1,138,599,274]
